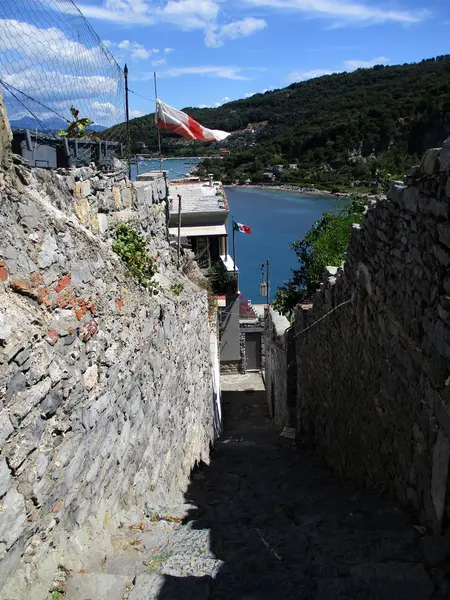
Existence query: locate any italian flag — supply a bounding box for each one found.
[233,219,252,234]
[155,99,230,142]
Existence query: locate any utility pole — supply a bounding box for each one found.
[124,64,132,180]
[266,258,270,306]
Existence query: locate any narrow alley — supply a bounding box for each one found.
[65,374,443,599]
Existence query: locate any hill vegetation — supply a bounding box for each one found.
[107,55,450,190]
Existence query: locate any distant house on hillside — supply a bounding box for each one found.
[289,163,298,170]
[220,148,230,155]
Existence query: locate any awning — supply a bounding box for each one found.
[168,224,227,237]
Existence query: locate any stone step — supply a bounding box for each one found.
[128,573,211,600]
[64,573,132,600]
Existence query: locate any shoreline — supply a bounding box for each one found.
[225,182,351,198]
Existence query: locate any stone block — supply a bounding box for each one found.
[9,377,52,424]
[431,428,450,526]
[64,573,130,600]
[0,487,26,549]
[0,457,11,497]
[5,413,47,470]
[432,244,450,267]
[440,137,450,173]
[437,223,450,249]
[421,148,441,175]
[403,186,418,213]
[0,409,14,446]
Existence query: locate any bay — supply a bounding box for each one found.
[130,158,200,181]
[225,187,344,303]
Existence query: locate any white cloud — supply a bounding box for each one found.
[131,109,145,117]
[91,101,117,116]
[52,0,266,47]
[0,19,101,72]
[139,65,258,80]
[214,96,231,106]
[287,55,389,82]
[343,56,388,69]
[244,91,257,98]
[245,0,430,25]
[164,47,175,53]
[205,17,267,48]
[106,39,156,61]
[152,58,167,66]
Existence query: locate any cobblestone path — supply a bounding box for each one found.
[63,377,447,599]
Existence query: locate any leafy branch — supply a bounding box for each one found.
[112,224,159,294]
[58,106,93,138]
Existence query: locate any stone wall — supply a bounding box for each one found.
[294,138,450,533]
[264,308,295,428]
[0,95,217,598]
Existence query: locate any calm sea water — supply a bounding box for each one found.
[225,187,343,303]
[130,158,200,181]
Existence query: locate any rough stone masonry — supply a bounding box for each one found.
[0,93,217,598]
[293,138,450,534]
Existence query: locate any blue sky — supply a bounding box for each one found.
[0,0,448,124]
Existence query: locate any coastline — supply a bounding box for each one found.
[225,182,351,198]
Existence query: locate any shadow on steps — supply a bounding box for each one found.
[152,388,438,600]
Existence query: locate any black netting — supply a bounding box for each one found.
[0,0,126,147]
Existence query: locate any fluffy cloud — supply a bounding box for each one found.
[205,17,267,48]
[245,0,429,25]
[136,65,259,81]
[105,39,159,61]
[164,48,175,53]
[52,0,266,47]
[287,55,389,82]
[152,58,167,66]
[130,109,145,117]
[0,19,102,72]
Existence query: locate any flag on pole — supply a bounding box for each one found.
[155,99,230,142]
[233,219,252,234]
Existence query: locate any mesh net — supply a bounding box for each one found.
[0,0,126,145]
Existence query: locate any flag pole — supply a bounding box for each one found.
[154,71,163,171]
[232,216,236,273]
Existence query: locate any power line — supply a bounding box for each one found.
[0,79,69,124]
[129,88,156,105]
[0,80,51,134]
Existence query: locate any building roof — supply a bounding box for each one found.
[168,181,229,215]
[168,224,227,237]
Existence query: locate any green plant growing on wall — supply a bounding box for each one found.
[273,193,367,317]
[170,283,184,296]
[112,224,159,294]
[58,106,93,138]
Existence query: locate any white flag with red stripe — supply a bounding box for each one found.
[155,99,230,142]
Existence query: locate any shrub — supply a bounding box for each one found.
[112,224,159,294]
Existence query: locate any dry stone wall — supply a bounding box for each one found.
[264,308,295,429]
[0,95,216,598]
[294,138,450,533]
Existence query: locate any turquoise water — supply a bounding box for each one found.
[225,187,343,303]
[130,158,200,181]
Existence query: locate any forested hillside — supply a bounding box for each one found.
[107,55,450,189]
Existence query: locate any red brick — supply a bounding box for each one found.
[55,274,71,293]
[116,298,124,310]
[75,307,86,321]
[36,287,50,306]
[30,272,44,287]
[80,320,98,342]
[11,279,31,294]
[0,267,8,282]
[46,330,58,345]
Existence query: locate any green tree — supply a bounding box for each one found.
[273,193,366,316]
